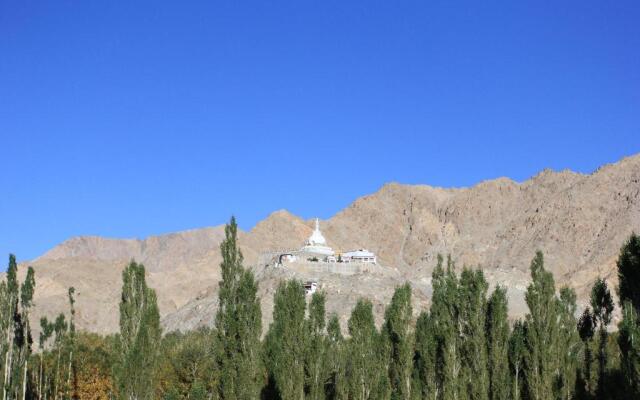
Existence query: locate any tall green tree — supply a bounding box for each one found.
[1,255,20,400]
[557,287,580,400]
[617,233,640,396]
[264,280,307,400]
[38,316,54,399]
[486,286,509,400]
[617,233,640,312]
[412,311,437,400]
[51,313,68,400]
[383,283,413,400]
[115,261,161,400]
[590,278,614,399]
[325,314,347,400]
[17,267,34,400]
[1,255,35,400]
[345,299,389,400]
[523,251,560,400]
[430,255,461,400]
[305,291,328,400]
[458,268,489,400]
[508,320,525,400]
[618,303,640,395]
[214,217,262,400]
[577,307,596,396]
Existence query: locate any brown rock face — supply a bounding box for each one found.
[12,153,640,335]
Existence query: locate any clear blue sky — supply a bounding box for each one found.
[1,1,639,262]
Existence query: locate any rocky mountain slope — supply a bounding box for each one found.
[12,153,640,336]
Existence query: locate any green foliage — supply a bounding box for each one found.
[325,314,347,400]
[383,283,413,400]
[458,268,489,400]
[487,286,509,400]
[1,255,36,400]
[431,255,461,400]
[189,380,207,400]
[523,251,561,400]
[508,320,526,400]
[577,307,596,397]
[617,233,640,397]
[617,233,640,312]
[618,303,640,396]
[412,311,437,400]
[305,291,328,400]
[115,260,161,400]
[346,299,389,400]
[264,280,307,400]
[215,216,262,400]
[590,278,614,399]
[557,287,580,400]
[157,328,217,399]
[591,278,614,328]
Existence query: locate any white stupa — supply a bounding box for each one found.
[300,218,335,256]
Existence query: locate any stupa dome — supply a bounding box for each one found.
[306,218,327,246]
[300,218,334,256]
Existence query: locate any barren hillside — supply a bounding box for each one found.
[13,153,640,336]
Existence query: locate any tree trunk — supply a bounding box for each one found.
[3,350,10,400]
[39,353,43,400]
[53,348,61,400]
[5,341,14,400]
[65,350,73,399]
[21,358,27,400]
[514,367,519,400]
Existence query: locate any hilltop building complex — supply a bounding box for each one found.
[274,218,377,266]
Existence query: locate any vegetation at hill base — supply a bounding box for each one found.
[2,219,640,400]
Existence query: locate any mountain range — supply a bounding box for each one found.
[11,153,640,336]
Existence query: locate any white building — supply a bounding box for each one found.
[278,253,297,263]
[300,218,335,257]
[304,281,318,295]
[342,249,377,264]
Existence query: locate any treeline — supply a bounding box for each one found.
[1,218,640,400]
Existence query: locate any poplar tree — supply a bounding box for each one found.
[412,311,437,400]
[617,233,640,312]
[305,291,328,400]
[617,233,640,395]
[51,313,68,400]
[590,278,614,399]
[508,320,525,400]
[618,303,640,395]
[523,251,560,400]
[557,287,579,400]
[214,217,262,400]
[1,255,20,400]
[0,283,7,400]
[17,267,35,400]
[458,268,489,400]
[383,283,413,400]
[115,261,161,400]
[1,255,35,400]
[264,280,307,400]
[430,255,461,400]
[486,286,509,400]
[38,317,54,399]
[346,299,389,400]
[325,314,347,400]
[577,307,596,396]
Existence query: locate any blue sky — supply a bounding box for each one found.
[1,1,639,262]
